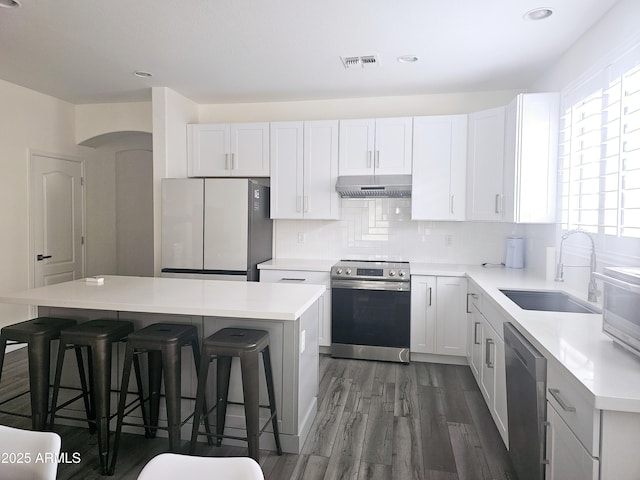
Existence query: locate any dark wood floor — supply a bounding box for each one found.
[0,348,517,479]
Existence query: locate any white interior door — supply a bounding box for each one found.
[30,153,84,287]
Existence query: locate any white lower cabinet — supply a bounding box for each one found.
[260,269,331,347]
[410,275,467,356]
[466,281,508,447]
[546,402,599,480]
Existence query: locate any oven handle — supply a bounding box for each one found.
[332,279,410,291]
[593,272,640,294]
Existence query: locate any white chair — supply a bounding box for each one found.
[0,425,61,480]
[137,453,265,480]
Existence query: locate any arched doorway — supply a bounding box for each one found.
[80,131,154,277]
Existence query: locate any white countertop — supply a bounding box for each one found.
[258,258,337,272]
[413,263,640,413]
[0,275,325,321]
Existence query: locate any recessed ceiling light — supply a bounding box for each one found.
[398,55,419,64]
[523,7,553,21]
[0,0,22,8]
[133,71,153,78]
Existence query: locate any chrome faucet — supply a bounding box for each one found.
[554,229,599,302]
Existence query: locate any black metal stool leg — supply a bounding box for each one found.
[108,343,135,476]
[190,338,213,445]
[216,355,232,447]
[262,345,282,455]
[0,337,7,387]
[27,336,50,431]
[91,340,113,475]
[49,340,68,429]
[73,346,94,433]
[239,352,261,462]
[162,345,182,452]
[189,351,211,454]
[147,350,162,438]
[132,353,149,437]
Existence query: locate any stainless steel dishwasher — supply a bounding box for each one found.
[504,322,547,480]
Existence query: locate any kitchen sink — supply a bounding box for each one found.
[499,289,600,314]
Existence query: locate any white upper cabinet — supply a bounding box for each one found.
[338,117,413,175]
[466,106,506,221]
[187,123,270,177]
[412,115,468,221]
[270,120,340,220]
[466,93,559,223]
[503,92,560,223]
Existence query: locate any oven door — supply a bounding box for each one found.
[331,279,410,354]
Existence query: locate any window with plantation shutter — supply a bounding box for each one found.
[559,41,640,257]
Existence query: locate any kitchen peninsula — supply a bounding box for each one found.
[0,275,325,453]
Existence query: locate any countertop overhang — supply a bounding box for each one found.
[0,275,325,321]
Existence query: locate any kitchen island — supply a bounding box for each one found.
[0,275,325,454]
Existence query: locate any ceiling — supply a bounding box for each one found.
[0,0,622,105]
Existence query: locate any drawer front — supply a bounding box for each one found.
[547,362,600,456]
[260,269,329,286]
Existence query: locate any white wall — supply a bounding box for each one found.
[75,102,152,145]
[0,79,94,326]
[151,87,199,274]
[197,90,521,123]
[532,0,640,92]
[116,149,154,276]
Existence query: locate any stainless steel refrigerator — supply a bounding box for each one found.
[161,178,272,281]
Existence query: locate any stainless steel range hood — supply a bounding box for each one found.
[335,175,412,198]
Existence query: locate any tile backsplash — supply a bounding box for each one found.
[274,198,528,265]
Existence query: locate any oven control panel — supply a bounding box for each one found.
[331,261,409,281]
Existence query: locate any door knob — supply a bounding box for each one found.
[36,254,52,261]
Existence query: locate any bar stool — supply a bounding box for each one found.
[109,323,212,476]
[0,317,90,431]
[189,327,282,462]
[49,319,140,476]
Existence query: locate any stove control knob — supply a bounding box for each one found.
[345,268,352,275]
[389,270,396,277]
[399,270,406,277]
[336,268,343,275]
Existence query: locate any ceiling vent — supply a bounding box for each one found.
[341,55,380,69]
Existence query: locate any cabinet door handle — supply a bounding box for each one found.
[427,287,432,306]
[466,293,478,313]
[473,321,481,345]
[375,150,380,168]
[543,420,552,467]
[225,153,230,170]
[548,388,576,412]
[485,338,494,368]
[367,151,372,168]
[303,196,309,213]
[280,278,306,282]
[296,196,302,213]
[232,153,237,170]
[450,195,455,214]
[495,194,501,214]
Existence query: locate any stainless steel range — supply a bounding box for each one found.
[331,260,410,363]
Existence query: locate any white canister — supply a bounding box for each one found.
[505,237,525,269]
